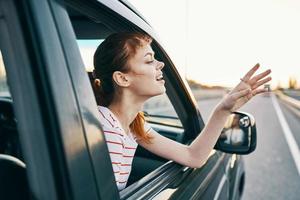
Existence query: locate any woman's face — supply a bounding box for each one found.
[125,43,166,98]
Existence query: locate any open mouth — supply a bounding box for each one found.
[156,74,164,81]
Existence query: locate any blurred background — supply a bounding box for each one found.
[125,0,299,200]
[129,0,300,89]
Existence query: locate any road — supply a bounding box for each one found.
[283,90,300,101]
[197,94,300,200]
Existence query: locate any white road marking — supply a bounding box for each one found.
[213,175,227,200]
[271,94,300,176]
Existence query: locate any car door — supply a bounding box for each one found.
[0,0,118,199]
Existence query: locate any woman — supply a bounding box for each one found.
[92,32,271,191]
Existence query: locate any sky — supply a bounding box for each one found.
[127,0,300,88]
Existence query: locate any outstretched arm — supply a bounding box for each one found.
[138,63,271,168]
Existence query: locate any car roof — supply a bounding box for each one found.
[118,0,151,26]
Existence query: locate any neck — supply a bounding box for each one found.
[108,92,147,134]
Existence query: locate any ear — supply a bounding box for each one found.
[94,79,101,87]
[112,71,130,87]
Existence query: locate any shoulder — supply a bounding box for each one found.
[97,106,124,137]
[98,106,114,126]
[98,106,121,129]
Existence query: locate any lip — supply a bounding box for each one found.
[158,79,165,84]
[156,73,163,80]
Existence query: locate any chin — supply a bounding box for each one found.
[138,84,166,99]
[144,89,165,99]
[154,87,166,96]
[160,87,166,94]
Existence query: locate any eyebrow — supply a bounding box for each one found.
[144,52,155,58]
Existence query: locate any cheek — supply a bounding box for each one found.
[130,74,165,96]
[132,73,155,88]
[134,64,155,76]
[128,64,165,95]
[131,65,156,82]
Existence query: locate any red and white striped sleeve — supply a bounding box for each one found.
[103,127,123,176]
[98,106,124,181]
[98,106,138,191]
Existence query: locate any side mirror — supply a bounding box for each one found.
[214,111,257,155]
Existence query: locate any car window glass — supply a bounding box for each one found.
[143,93,182,127]
[77,40,104,72]
[0,50,11,97]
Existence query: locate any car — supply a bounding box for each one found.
[0,0,257,199]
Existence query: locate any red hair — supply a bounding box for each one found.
[93,32,153,144]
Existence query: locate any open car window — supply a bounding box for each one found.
[69,2,188,191]
[76,39,183,129]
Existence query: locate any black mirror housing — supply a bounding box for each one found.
[214,111,257,155]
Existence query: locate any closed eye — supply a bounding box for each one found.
[146,60,154,64]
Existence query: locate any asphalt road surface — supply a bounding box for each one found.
[198,94,300,200]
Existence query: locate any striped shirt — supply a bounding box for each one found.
[98,106,152,191]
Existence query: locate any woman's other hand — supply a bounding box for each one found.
[218,63,272,113]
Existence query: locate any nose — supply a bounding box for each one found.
[156,61,165,70]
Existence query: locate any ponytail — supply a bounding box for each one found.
[93,77,113,107]
[130,112,153,144]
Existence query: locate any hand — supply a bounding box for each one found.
[219,63,272,113]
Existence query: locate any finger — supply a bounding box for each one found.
[246,92,253,100]
[252,88,268,96]
[251,76,272,90]
[232,88,251,100]
[239,80,252,90]
[249,69,271,85]
[241,63,260,81]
